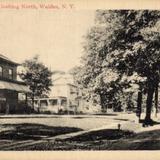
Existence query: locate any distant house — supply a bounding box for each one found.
[51,73,78,111]
[34,73,79,114]
[34,72,101,114]
[0,54,30,114]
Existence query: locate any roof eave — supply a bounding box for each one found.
[0,57,20,66]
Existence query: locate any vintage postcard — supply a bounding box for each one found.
[0,0,160,159]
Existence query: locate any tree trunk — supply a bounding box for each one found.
[154,83,158,117]
[100,93,107,113]
[25,93,28,114]
[145,84,154,123]
[136,90,142,122]
[31,94,35,112]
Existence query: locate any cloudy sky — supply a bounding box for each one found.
[0,9,95,72]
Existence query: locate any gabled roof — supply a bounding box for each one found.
[0,54,19,65]
[52,73,76,87]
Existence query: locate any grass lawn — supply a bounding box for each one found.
[0,123,83,150]
[18,129,160,150]
[0,114,121,130]
[0,123,82,141]
[0,113,160,150]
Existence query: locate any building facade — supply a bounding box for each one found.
[50,74,78,113]
[34,73,79,114]
[0,54,30,114]
[34,72,101,114]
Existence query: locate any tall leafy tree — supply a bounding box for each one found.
[77,12,122,112]
[77,10,160,123]
[19,55,53,107]
[103,10,160,123]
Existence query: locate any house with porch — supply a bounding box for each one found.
[34,72,100,114]
[34,72,79,114]
[51,73,79,113]
[0,54,30,114]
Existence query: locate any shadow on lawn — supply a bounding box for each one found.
[139,119,160,127]
[16,129,160,150]
[0,123,83,141]
[107,129,160,150]
[65,129,134,142]
[55,129,160,150]
[127,140,160,150]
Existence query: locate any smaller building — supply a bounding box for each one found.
[33,96,67,114]
[51,74,78,113]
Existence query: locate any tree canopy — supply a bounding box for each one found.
[72,10,160,123]
[19,55,53,104]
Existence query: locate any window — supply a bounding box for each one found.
[34,100,38,105]
[40,100,48,107]
[0,66,2,77]
[9,69,13,79]
[49,99,58,106]
[61,100,67,106]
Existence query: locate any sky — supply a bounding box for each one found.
[0,9,95,72]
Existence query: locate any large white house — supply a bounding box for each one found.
[34,72,100,114]
[34,72,79,114]
[51,73,79,113]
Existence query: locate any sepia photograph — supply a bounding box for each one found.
[0,1,160,157]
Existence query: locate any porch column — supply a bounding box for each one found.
[5,101,9,114]
[25,93,28,105]
[25,93,28,113]
[57,98,61,113]
[67,98,70,115]
[5,91,9,114]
